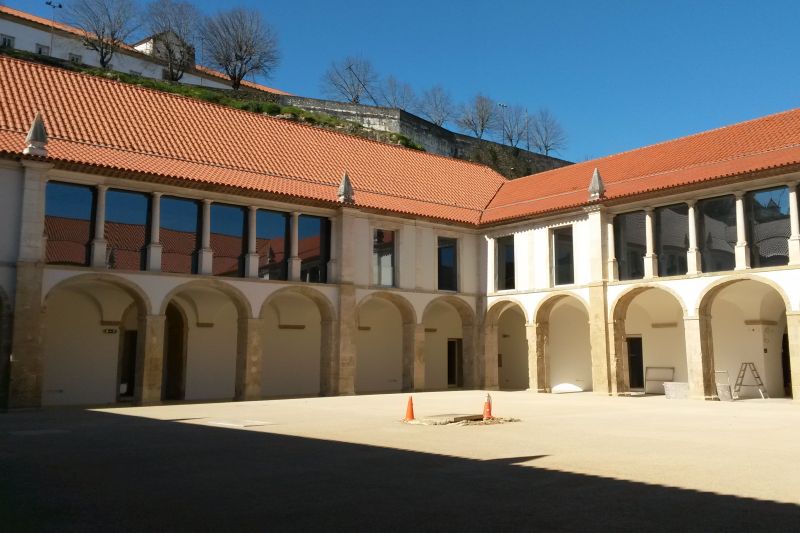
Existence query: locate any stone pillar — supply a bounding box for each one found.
[686,201,702,275]
[461,321,478,389]
[785,312,800,400]
[245,206,259,278]
[643,207,658,278]
[734,192,750,270]
[289,211,301,281]
[684,315,716,400]
[588,284,611,394]
[481,323,499,390]
[135,314,165,405]
[533,321,550,392]
[788,185,800,266]
[235,318,263,401]
[147,192,162,272]
[336,283,357,395]
[319,318,338,396]
[525,323,544,392]
[608,317,629,396]
[90,185,108,268]
[403,323,425,391]
[198,199,213,275]
[607,214,618,281]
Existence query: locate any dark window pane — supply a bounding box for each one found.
[45,181,95,266]
[211,203,246,277]
[614,211,646,280]
[438,237,458,291]
[160,196,200,274]
[256,210,289,280]
[373,229,395,287]
[746,186,790,268]
[299,215,330,283]
[105,189,150,271]
[697,195,736,273]
[553,226,574,285]
[496,236,515,290]
[655,203,688,276]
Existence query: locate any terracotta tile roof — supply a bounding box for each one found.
[483,109,800,224]
[0,5,289,96]
[0,56,506,224]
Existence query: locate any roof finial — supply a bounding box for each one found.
[588,167,605,201]
[23,111,48,157]
[338,170,354,204]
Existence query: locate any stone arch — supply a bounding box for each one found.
[259,286,336,397]
[486,298,529,326]
[610,285,688,395]
[358,291,417,326]
[696,274,791,316]
[422,295,475,327]
[158,279,251,319]
[483,299,529,390]
[421,296,477,390]
[45,273,151,315]
[534,292,590,326]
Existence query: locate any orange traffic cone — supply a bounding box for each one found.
[482,393,493,420]
[404,396,415,421]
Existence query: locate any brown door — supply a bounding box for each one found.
[163,303,186,401]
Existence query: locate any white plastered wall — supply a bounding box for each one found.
[0,164,22,301]
[423,301,462,390]
[548,298,592,392]
[497,307,529,389]
[356,298,403,393]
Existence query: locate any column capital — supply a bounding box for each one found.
[643,206,654,214]
[733,190,746,200]
[686,199,697,207]
[249,205,258,213]
[152,191,163,199]
[97,184,109,192]
[203,198,213,206]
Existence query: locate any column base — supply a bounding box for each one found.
[289,257,302,281]
[789,236,800,266]
[198,248,214,275]
[146,243,162,272]
[734,244,750,270]
[245,253,260,279]
[643,253,658,279]
[90,239,108,268]
[686,248,701,275]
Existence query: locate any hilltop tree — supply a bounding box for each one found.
[457,93,497,140]
[380,75,416,110]
[145,0,202,81]
[498,104,529,148]
[530,108,567,156]
[203,8,280,90]
[321,56,379,104]
[416,85,455,127]
[67,0,139,69]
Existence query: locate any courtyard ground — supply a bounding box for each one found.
[2,391,799,531]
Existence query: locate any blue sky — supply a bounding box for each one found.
[11,0,800,162]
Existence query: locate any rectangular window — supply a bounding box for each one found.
[68,53,82,64]
[697,195,736,273]
[45,182,95,266]
[210,203,246,277]
[299,215,330,283]
[105,189,150,271]
[0,34,14,48]
[613,211,646,280]
[437,237,458,291]
[372,229,396,287]
[129,70,142,76]
[496,236,515,290]
[35,43,50,56]
[256,209,289,280]
[160,196,200,274]
[746,186,790,267]
[552,226,574,285]
[655,203,689,276]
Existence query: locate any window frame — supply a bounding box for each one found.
[0,34,14,49]
[436,236,459,292]
[35,43,50,56]
[371,227,397,288]
[495,235,515,291]
[551,225,575,286]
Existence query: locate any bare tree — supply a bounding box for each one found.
[67,0,139,69]
[321,56,379,104]
[530,108,568,156]
[145,0,201,81]
[203,8,280,90]
[457,93,497,140]
[416,85,455,127]
[497,104,530,148]
[380,75,416,110]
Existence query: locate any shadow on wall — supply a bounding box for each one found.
[1,409,798,531]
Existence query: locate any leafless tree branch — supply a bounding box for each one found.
[380,75,416,110]
[321,56,379,104]
[145,0,201,81]
[457,93,497,140]
[67,0,139,69]
[530,108,567,156]
[416,85,455,127]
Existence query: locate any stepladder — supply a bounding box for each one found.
[733,362,769,399]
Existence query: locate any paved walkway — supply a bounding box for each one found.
[2,391,799,531]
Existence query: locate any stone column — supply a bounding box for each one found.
[235,318,263,401]
[788,185,800,266]
[135,314,165,405]
[608,316,629,396]
[336,284,357,395]
[481,323,499,390]
[90,185,108,268]
[588,284,611,394]
[734,192,750,270]
[785,312,800,400]
[686,201,702,275]
[245,206,260,278]
[461,321,478,389]
[198,199,213,275]
[643,207,658,278]
[684,315,715,400]
[289,211,301,281]
[533,321,550,392]
[525,323,543,392]
[319,318,338,396]
[607,214,618,281]
[403,323,425,391]
[147,192,162,272]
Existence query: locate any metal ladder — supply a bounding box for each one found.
[733,362,769,399]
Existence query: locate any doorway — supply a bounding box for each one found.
[627,337,644,390]
[447,338,463,388]
[117,330,137,401]
[782,333,793,398]
[163,303,186,401]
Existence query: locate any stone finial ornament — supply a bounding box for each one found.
[338,170,354,204]
[23,111,48,157]
[588,167,605,201]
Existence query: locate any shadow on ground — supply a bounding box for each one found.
[1,408,798,532]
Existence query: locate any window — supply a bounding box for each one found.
[210,203,246,277]
[298,215,330,283]
[437,237,458,291]
[129,70,142,76]
[68,53,82,64]
[372,229,396,287]
[255,209,289,280]
[160,196,200,274]
[45,182,95,266]
[105,189,150,271]
[496,236,515,290]
[746,186,790,267]
[697,195,736,273]
[655,203,688,276]
[552,226,574,285]
[613,211,645,280]
[35,43,50,56]
[0,34,14,49]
